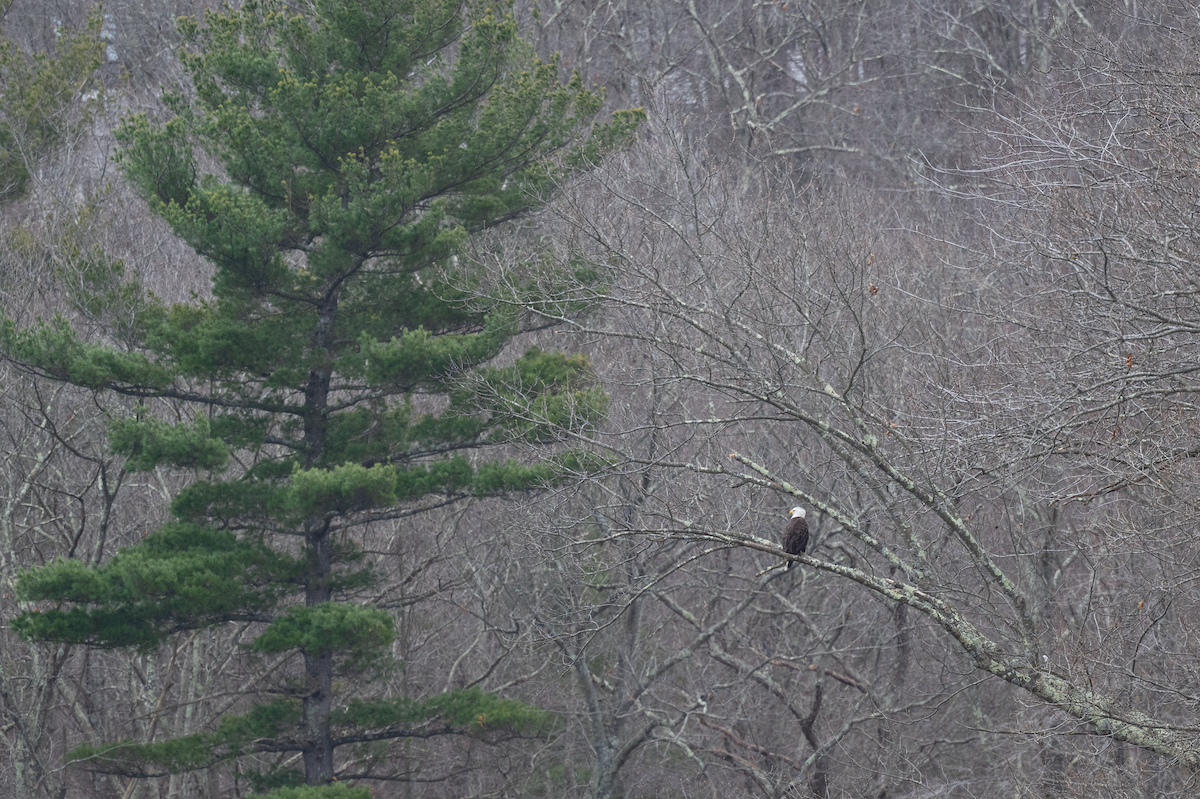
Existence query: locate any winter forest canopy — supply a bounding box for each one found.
[2,0,1200,797]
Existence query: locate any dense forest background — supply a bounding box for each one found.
[3,0,1200,797]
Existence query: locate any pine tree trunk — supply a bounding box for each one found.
[303,298,337,784]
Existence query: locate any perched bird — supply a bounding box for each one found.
[783,506,809,570]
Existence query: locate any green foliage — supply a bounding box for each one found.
[353,315,512,388]
[69,699,303,773]
[0,317,173,390]
[0,9,105,203]
[142,301,303,382]
[109,413,230,472]
[246,768,304,794]
[169,478,290,527]
[248,786,371,799]
[461,346,609,444]
[422,686,556,733]
[13,523,300,648]
[254,603,395,671]
[66,686,548,778]
[117,0,615,291]
[287,462,402,515]
[3,0,635,788]
[333,686,554,734]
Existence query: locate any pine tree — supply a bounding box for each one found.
[2,0,638,792]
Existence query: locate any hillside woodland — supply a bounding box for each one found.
[2,1,1200,797]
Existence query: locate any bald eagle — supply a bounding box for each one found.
[783,506,808,570]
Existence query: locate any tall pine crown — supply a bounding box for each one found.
[3,0,639,791]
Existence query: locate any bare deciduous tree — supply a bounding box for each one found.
[493,94,1200,794]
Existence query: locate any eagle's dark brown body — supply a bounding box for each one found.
[783,509,809,570]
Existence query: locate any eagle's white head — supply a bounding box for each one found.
[789,506,806,519]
